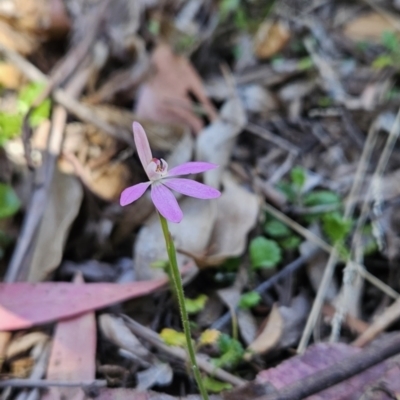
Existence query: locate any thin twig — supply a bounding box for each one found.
[121,315,246,387]
[297,116,380,352]
[0,379,107,388]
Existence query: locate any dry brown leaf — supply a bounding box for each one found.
[344,12,393,41]
[10,357,34,378]
[28,169,83,282]
[196,98,247,189]
[254,20,291,59]
[58,123,131,201]
[246,303,283,358]
[135,43,217,133]
[0,62,24,89]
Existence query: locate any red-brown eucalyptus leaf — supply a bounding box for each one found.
[0,275,171,331]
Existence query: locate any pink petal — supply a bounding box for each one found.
[133,122,153,172]
[120,181,151,206]
[162,178,221,199]
[167,161,218,177]
[151,183,183,223]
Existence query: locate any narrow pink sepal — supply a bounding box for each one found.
[133,122,153,172]
[120,181,151,206]
[151,183,183,223]
[167,162,218,177]
[162,178,221,199]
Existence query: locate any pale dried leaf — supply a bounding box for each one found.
[136,363,173,390]
[344,12,392,41]
[28,170,83,282]
[246,304,283,358]
[197,178,259,267]
[237,310,258,346]
[99,314,151,359]
[196,98,247,188]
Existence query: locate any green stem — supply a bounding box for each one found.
[158,213,209,400]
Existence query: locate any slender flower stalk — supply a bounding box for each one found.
[120,122,220,399]
[159,213,209,400]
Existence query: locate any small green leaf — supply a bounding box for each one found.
[238,291,261,309]
[29,98,51,127]
[303,190,341,207]
[0,183,21,219]
[203,376,232,393]
[213,334,244,369]
[184,294,208,315]
[290,166,306,189]
[220,0,241,19]
[322,212,352,244]
[280,235,302,250]
[372,54,394,69]
[264,218,291,238]
[18,82,51,127]
[250,237,282,269]
[0,113,22,146]
[160,328,187,348]
[297,57,313,70]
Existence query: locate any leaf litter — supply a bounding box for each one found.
[3,0,400,399]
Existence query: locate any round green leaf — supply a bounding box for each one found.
[250,237,282,269]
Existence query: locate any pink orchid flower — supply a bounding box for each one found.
[120,122,221,223]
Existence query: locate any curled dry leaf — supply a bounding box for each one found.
[28,169,83,282]
[43,273,96,400]
[246,304,283,359]
[135,43,217,133]
[196,98,247,189]
[253,20,291,60]
[246,295,310,358]
[6,332,48,360]
[99,314,151,360]
[59,123,131,202]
